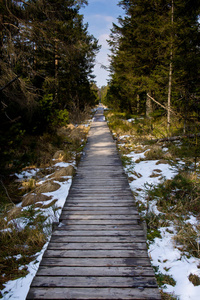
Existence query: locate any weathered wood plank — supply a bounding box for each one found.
[65,202,135,207]
[70,186,130,189]
[70,184,129,187]
[27,287,161,299]
[65,198,135,202]
[41,257,151,268]
[55,225,140,231]
[68,193,134,198]
[61,209,139,215]
[43,249,148,258]
[62,207,138,211]
[60,215,140,220]
[58,219,139,225]
[48,242,147,250]
[31,276,157,288]
[68,193,133,197]
[52,230,144,236]
[36,265,154,275]
[50,236,146,243]
[71,182,129,186]
[73,178,128,182]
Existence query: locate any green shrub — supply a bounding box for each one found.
[146,174,200,215]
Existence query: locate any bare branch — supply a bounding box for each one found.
[0,75,20,92]
[0,179,15,206]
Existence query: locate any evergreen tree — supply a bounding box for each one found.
[0,0,99,172]
[108,0,200,128]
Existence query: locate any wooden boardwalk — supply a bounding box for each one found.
[27,105,161,299]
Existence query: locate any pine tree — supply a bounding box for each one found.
[0,0,100,172]
[108,0,200,130]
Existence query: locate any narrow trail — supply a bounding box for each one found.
[27,105,161,299]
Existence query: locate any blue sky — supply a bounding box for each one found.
[80,0,124,87]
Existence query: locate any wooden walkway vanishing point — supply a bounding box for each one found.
[27,105,161,299]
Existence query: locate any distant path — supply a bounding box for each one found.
[27,104,161,299]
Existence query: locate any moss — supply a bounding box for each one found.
[154,270,176,288]
[147,229,161,243]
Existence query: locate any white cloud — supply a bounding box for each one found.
[98,33,109,47]
[92,14,115,23]
[80,1,124,86]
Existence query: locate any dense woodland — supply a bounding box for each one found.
[1,1,200,297]
[0,0,99,174]
[105,0,200,134]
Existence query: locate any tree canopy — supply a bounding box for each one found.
[0,0,100,171]
[107,0,200,127]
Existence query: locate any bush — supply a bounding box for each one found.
[0,205,48,291]
[147,174,200,215]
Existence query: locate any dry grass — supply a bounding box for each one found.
[144,146,165,160]
[160,290,178,300]
[0,205,48,292]
[173,223,200,258]
[188,273,200,286]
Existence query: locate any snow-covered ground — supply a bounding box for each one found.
[121,142,200,300]
[2,160,73,300]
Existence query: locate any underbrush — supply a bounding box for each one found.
[0,205,49,293]
[104,111,138,137]
[0,107,94,297]
[147,173,200,216]
[145,174,200,258]
[105,109,200,298]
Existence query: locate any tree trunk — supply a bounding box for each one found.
[54,38,59,101]
[0,13,3,59]
[146,92,153,118]
[137,94,140,114]
[167,0,174,130]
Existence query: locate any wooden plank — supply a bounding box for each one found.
[72,182,128,185]
[52,230,144,236]
[65,198,135,202]
[66,194,133,198]
[68,186,130,189]
[67,194,134,197]
[71,183,129,187]
[60,215,140,220]
[65,203,135,207]
[62,206,137,211]
[40,257,151,268]
[48,242,147,250]
[58,220,139,225]
[69,187,131,191]
[68,193,133,196]
[37,265,154,275]
[27,287,161,299]
[44,249,148,258]
[61,209,139,214]
[73,178,127,182]
[30,276,157,288]
[54,225,140,231]
[50,236,146,243]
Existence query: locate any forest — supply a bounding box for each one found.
[1,0,200,299]
[105,0,200,135]
[0,0,99,175]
